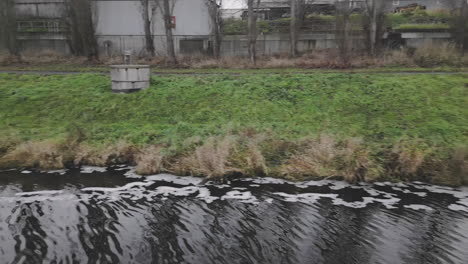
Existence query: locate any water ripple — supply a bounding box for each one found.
[0,170,467,263]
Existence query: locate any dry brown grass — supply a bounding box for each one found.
[0,141,65,169]
[74,141,137,167]
[135,146,165,175]
[281,135,340,179]
[244,142,269,176]
[413,42,466,67]
[281,135,379,182]
[391,139,431,177]
[429,146,468,186]
[338,138,381,182]
[382,49,416,67]
[3,44,467,69]
[19,50,87,65]
[453,147,468,184]
[0,134,20,157]
[232,133,269,176]
[191,56,253,69]
[174,136,240,179]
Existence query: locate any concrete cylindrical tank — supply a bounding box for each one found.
[110,65,151,93]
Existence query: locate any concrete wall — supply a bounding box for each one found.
[222,33,342,56]
[11,0,212,56]
[221,32,452,56]
[94,0,212,56]
[402,32,452,48]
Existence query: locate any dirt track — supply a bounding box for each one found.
[0,70,467,76]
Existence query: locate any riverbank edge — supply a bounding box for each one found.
[0,136,466,187]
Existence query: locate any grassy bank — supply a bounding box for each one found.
[0,73,467,185]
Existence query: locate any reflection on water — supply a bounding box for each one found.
[1,167,468,264]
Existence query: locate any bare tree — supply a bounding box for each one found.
[0,0,18,56]
[335,0,353,65]
[449,0,468,55]
[206,0,223,58]
[363,0,387,56]
[289,0,312,57]
[247,0,261,65]
[141,0,156,56]
[161,0,177,65]
[289,0,299,57]
[66,0,99,60]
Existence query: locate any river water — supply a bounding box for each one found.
[0,166,467,264]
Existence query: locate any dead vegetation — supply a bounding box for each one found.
[135,146,165,175]
[174,136,240,180]
[389,139,431,178]
[3,43,467,69]
[74,141,137,167]
[0,134,466,186]
[280,135,380,182]
[0,50,88,66]
[0,140,65,170]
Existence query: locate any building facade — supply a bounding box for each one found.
[10,0,213,56]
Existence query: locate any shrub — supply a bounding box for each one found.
[413,42,463,67]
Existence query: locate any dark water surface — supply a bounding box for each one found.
[1,167,467,264]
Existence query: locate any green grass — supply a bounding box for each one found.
[0,73,467,184]
[1,73,466,146]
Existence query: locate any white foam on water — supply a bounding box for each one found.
[247,177,289,185]
[82,181,153,193]
[154,186,200,197]
[391,187,428,197]
[332,197,374,208]
[80,166,107,174]
[196,187,218,203]
[332,196,401,209]
[44,170,68,175]
[209,184,231,189]
[374,181,393,187]
[274,192,338,203]
[295,180,334,189]
[364,188,382,197]
[16,190,64,196]
[7,194,80,203]
[329,181,351,190]
[448,204,468,213]
[413,185,468,199]
[123,168,142,178]
[145,174,202,185]
[221,191,259,204]
[404,204,434,211]
[114,166,132,171]
[21,170,32,174]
